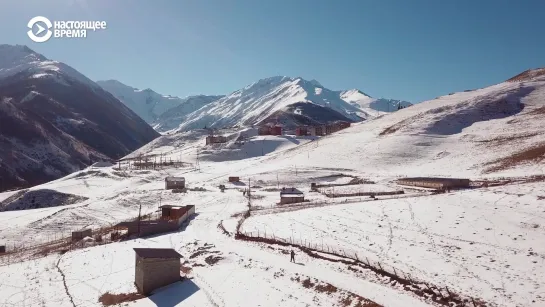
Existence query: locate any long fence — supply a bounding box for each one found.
[0,207,196,267]
[234,227,487,307]
[228,194,489,307]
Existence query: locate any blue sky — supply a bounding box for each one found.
[1,0,545,102]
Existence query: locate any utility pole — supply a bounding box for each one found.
[137,202,142,238]
[248,178,252,207]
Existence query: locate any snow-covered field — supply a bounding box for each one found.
[1,75,544,306]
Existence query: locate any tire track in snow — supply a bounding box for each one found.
[55,255,76,307]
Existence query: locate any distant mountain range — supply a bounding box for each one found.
[0,44,159,192]
[98,77,412,132]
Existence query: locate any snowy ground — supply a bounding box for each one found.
[1,78,544,306]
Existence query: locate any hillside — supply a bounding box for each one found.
[96,80,223,125]
[261,69,545,178]
[0,68,544,307]
[0,45,159,192]
[103,76,410,133]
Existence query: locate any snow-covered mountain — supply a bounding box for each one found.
[153,94,225,131]
[96,80,223,124]
[340,89,412,117]
[0,45,159,192]
[173,76,410,132]
[99,77,410,132]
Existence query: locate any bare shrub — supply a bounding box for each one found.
[98,292,145,306]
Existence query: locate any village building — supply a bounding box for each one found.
[165,177,185,190]
[115,205,195,238]
[134,248,183,295]
[280,187,305,204]
[396,177,470,190]
[338,121,351,129]
[295,127,308,136]
[270,125,282,135]
[308,126,325,136]
[228,176,240,182]
[205,135,227,145]
[71,229,92,242]
[258,125,283,136]
[258,126,271,135]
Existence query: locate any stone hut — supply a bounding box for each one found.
[134,248,183,295]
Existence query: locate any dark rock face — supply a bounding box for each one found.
[257,102,356,129]
[0,67,159,192]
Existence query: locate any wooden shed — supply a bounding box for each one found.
[280,187,305,205]
[165,177,185,190]
[296,127,308,136]
[205,135,227,145]
[270,125,282,136]
[71,229,92,242]
[396,177,470,190]
[134,248,182,295]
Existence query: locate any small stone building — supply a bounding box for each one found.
[270,125,282,136]
[71,229,92,242]
[134,248,182,295]
[280,187,305,204]
[205,135,227,145]
[396,177,470,190]
[309,126,325,136]
[165,177,185,190]
[296,127,308,136]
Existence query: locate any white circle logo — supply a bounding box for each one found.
[27,16,53,43]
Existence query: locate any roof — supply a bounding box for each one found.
[165,176,185,181]
[397,177,469,183]
[159,205,186,209]
[280,187,304,196]
[134,248,182,259]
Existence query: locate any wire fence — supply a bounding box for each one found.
[235,228,487,307]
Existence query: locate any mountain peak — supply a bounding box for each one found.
[0,44,48,72]
[506,67,545,82]
[308,79,323,87]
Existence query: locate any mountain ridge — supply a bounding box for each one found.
[0,44,159,192]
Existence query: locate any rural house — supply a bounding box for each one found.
[228,176,240,182]
[115,205,195,238]
[165,177,185,190]
[205,135,227,145]
[396,177,470,190]
[71,229,92,242]
[295,126,308,136]
[258,125,283,136]
[280,187,305,204]
[134,248,183,295]
[309,125,325,136]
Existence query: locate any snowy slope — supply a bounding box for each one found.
[2,63,545,307]
[153,95,224,131]
[264,72,545,178]
[340,89,412,118]
[175,76,403,131]
[0,44,102,91]
[100,76,409,132]
[97,79,223,124]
